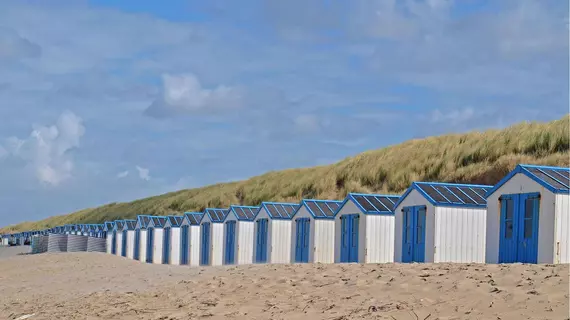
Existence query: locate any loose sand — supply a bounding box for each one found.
[0,251,568,320]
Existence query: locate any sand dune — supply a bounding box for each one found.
[0,251,568,320]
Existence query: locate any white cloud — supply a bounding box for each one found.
[2,111,85,186]
[430,107,476,125]
[145,73,243,117]
[135,166,150,181]
[116,170,129,179]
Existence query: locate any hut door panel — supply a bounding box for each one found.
[162,228,171,264]
[225,221,236,265]
[500,193,540,263]
[255,219,268,263]
[111,231,117,255]
[134,229,140,260]
[340,214,359,263]
[121,230,128,257]
[146,228,154,263]
[295,218,310,263]
[402,206,426,263]
[180,226,189,265]
[201,223,211,265]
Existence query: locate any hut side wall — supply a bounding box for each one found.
[434,207,486,263]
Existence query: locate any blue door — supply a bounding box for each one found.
[134,229,140,260]
[146,228,154,263]
[255,219,268,263]
[295,218,310,263]
[340,214,359,263]
[111,231,117,254]
[499,193,540,263]
[225,221,236,265]
[401,206,426,263]
[162,228,171,264]
[121,230,128,257]
[201,223,211,266]
[180,225,189,265]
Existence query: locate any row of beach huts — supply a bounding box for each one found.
[3,164,569,265]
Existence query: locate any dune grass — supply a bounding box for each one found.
[2,116,569,233]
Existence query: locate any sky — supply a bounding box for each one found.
[0,0,568,226]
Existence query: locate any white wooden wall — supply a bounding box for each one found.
[210,223,224,266]
[394,189,436,263]
[365,215,395,263]
[189,225,201,267]
[237,221,254,265]
[106,234,113,254]
[270,220,292,264]
[555,194,570,263]
[126,230,135,259]
[434,207,486,263]
[486,173,556,263]
[153,228,164,264]
[139,229,147,262]
[290,206,335,264]
[170,227,181,265]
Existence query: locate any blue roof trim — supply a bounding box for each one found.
[485,164,570,198]
[393,182,493,209]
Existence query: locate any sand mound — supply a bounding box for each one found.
[0,252,567,319]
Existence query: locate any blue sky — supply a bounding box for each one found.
[0,0,567,226]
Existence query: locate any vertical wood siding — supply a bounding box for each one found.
[188,225,201,267]
[211,223,225,266]
[270,220,292,263]
[170,228,181,265]
[237,221,254,265]
[434,207,486,263]
[313,220,335,263]
[126,230,135,259]
[153,228,163,264]
[139,229,147,262]
[555,194,570,263]
[365,215,395,263]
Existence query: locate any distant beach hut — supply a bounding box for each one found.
[103,222,115,254]
[223,205,259,265]
[163,215,185,265]
[199,208,229,266]
[485,164,570,264]
[334,193,401,264]
[290,199,342,264]
[394,182,492,263]
[122,220,137,259]
[113,220,126,256]
[180,212,203,266]
[134,215,152,262]
[253,202,300,264]
[148,216,167,264]
[1,235,9,246]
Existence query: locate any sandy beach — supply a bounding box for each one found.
[0,250,567,320]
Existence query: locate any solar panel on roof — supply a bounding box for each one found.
[353,195,378,211]
[470,187,488,200]
[527,167,569,190]
[283,205,297,217]
[417,185,448,203]
[326,202,341,213]
[316,202,334,216]
[275,205,289,217]
[457,187,484,205]
[265,204,281,218]
[367,196,390,211]
[233,207,245,219]
[540,168,570,188]
[379,197,398,210]
[307,201,325,217]
[245,208,257,218]
[432,185,462,203]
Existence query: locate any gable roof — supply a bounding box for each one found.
[183,212,203,225]
[227,205,259,221]
[203,208,229,223]
[136,215,152,229]
[113,220,126,230]
[395,182,492,209]
[341,193,401,214]
[150,216,167,228]
[485,164,570,197]
[104,221,115,231]
[123,220,137,230]
[165,215,185,227]
[258,202,300,220]
[295,199,343,219]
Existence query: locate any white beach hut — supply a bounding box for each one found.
[334,193,401,264]
[103,222,115,254]
[485,164,570,264]
[113,220,126,256]
[394,182,492,263]
[290,199,342,264]
[134,215,152,262]
[179,212,203,266]
[148,216,167,264]
[253,202,300,264]
[121,220,137,259]
[199,208,229,266]
[163,215,185,265]
[223,205,259,265]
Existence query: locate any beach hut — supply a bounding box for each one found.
[163,215,185,265]
[394,182,492,263]
[290,199,343,264]
[253,202,300,264]
[104,222,115,254]
[179,212,203,266]
[113,220,126,256]
[134,215,152,262]
[223,205,260,265]
[485,164,570,264]
[148,216,167,264]
[121,220,137,259]
[199,208,229,266]
[1,235,9,246]
[334,193,401,263]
